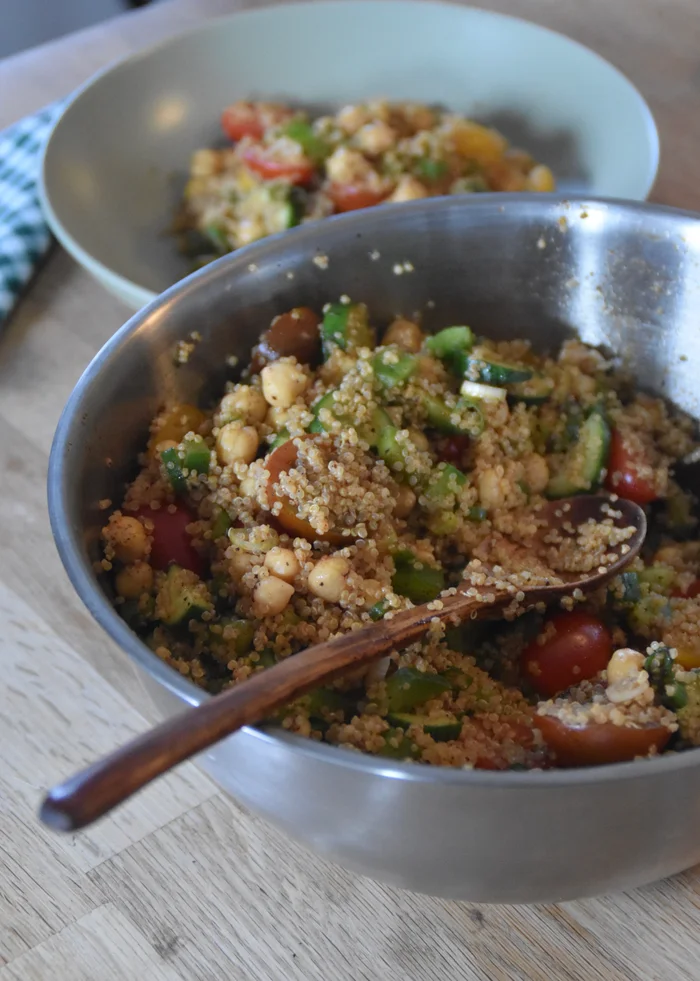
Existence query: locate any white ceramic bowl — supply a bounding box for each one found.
[40,0,659,310]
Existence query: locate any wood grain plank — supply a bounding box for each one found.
[0,579,215,878]
[0,905,182,981]
[89,793,654,981]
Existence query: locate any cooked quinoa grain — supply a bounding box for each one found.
[102,302,700,770]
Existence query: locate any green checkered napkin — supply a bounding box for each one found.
[0,100,65,325]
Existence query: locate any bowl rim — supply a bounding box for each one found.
[39,0,660,309]
[48,192,700,791]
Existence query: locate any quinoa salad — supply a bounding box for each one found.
[175,99,555,267]
[101,302,700,770]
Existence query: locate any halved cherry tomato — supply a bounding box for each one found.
[673,579,700,599]
[147,404,206,458]
[521,611,612,698]
[242,145,314,185]
[137,505,204,577]
[265,438,344,544]
[604,427,657,505]
[436,435,471,468]
[256,307,321,367]
[220,101,292,142]
[535,714,672,767]
[328,184,388,213]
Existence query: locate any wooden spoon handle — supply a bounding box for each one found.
[40,586,511,832]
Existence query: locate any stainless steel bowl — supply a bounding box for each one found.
[49,195,700,903]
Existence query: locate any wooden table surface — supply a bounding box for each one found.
[2,1,700,978]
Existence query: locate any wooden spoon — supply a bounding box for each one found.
[40,495,645,832]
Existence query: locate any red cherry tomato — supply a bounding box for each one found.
[673,579,700,599]
[256,307,322,367]
[328,183,388,213]
[221,101,292,142]
[436,435,471,468]
[535,715,672,767]
[520,612,612,698]
[604,427,657,505]
[265,439,344,544]
[242,145,314,185]
[137,506,204,577]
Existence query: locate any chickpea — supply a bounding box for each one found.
[383,318,424,353]
[104,514,148,563]
[607,648,646,686]
[229,551,259,585]
[325,147,376,186]
[526,164,555,192]
[264,547,301,583]
[261,361,309,409]
[355,120,397,155]
[388,176,429,203]
[252,576,295,616]
[477,468,506,510]
[220,386,268,425]
[115,561,154,599]
[337,104,371,135]
[394,485,417,519]
[216,423,259,466]
[523,454,550,495]
[307,555,350,603]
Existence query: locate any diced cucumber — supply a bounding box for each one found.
[308,391,338,434]
[220,618,257,656]
[309,392,390,448]
[415,157,448,183]
[120,596,154,631]
[425,463,467,504]
[228,527,279,554]
[376,425,414,479]
[463,355,533,385]
[386,666,452,712]
[282,118,330,164]
[506,373,554,406]
[204,224,230,255]
[253,647,277,669]
[372,350,418,389]
[460,380,507,403]
[210,507,232,540]
[545,411,611,499]
[307,687,353,719]
[450,175,489,194]
[181,435,211,475]
[320,302,374,357]
[391,551,445,604]
[161,447,186,494]
[617,571,642,604]
[155,565,212,626]
[421,393,484,436]
[269,428,291,451]
[368,599,389,621]
[378,727,421,760]
[426,511,461,536]
[388,711,463,742]
[639,565,677,596]
[425,326,474,359]
[468,505,488,522]
[161,436,210,494]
